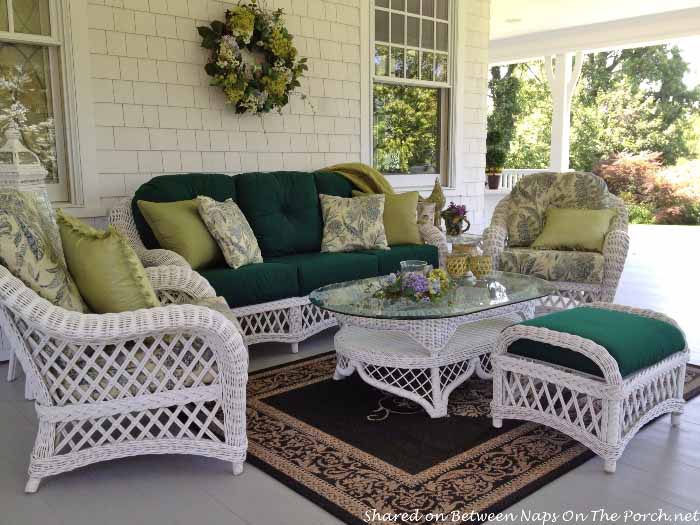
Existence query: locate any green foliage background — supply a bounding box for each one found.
[488,44,700,171]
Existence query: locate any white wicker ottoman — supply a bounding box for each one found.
[491,302,689,473]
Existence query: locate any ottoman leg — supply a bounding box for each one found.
[603,459,617,474]
[671,412,682,427]
[493,417,502,429]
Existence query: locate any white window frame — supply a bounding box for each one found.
[0,0,96,211]
[364,0,459,190]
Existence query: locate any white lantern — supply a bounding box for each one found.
[0,122,49,190]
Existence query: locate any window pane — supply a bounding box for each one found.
[422,0,434,17]
[375,10,389,42]
[376,0,389,7]
[373,83,442,175]
[436,22,449,52]
[435,53,448,82]
[406,16,419,47]
[421,51,434,81]
[374,44,389,76]
[390,47,404,78]
[436,0,449,20]
[0,0,8,32]
[406,49,418,79]
[421,19,434,49]
[406,0,420,15]
[390,13,404,45]
[13,0,51,36]
[0,43,59,182]
[391,0,404,11]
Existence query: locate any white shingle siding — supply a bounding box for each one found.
[88,0,489,226]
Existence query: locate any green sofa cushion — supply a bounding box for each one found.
[199,263,300,308]
[313,171,355,198]
[132,173,237,249]
[268,252,379,295]
[235,171,322,257]
[360,244,439,274]
[508,307,686,378]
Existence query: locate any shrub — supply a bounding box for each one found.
[593,152,700,225]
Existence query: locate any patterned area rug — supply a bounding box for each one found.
[246,354,700,525]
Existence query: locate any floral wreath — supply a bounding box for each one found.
[198,1,307,114]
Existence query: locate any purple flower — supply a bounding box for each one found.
[402,272,429,294]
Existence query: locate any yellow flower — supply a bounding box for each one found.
[228,6,255,43]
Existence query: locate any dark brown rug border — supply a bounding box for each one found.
[247,355,700,525]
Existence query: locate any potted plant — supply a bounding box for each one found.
[486,130,507,190]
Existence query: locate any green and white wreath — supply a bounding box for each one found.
[198,1,307,114]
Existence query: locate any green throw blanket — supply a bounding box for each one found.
[320,163,446,227]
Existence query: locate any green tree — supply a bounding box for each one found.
[487,64,523,154]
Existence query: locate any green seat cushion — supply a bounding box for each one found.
[132,173,237,249]
[199,263,300,308]
[508,307,686,378]
[235,171,322,257]
[313,171,355,198]
[268,252,379,295]
[360,244,439,274]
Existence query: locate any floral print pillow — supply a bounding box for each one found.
[0,190,87,312]
[197,196,262,269]
[319,194,389,252]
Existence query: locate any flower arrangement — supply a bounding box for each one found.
[441,202,470,236]
[198,1,307,114]
[373,268,451,304]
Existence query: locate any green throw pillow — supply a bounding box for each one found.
[381,192,422,246]
[531,208,616,253]
[57,210,160,314]
[0,190,87,312]
[137,199,224,270]
[197,196,263,269]
[320,194,389,252]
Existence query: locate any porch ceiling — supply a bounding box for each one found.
[491,0,700,40]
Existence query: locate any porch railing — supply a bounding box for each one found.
[493,169,545,191]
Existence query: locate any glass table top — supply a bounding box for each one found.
[309,271,555,320]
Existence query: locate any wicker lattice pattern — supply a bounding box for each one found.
[483,188,630,308]
[0,263,248,493]
[110,197,448,351]
[491,302,689,473]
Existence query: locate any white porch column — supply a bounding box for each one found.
[544,52,583,172]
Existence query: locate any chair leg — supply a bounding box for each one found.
[603,459,616,474]
[290,342,299,354]
[25,477,41,493]
[7,351,19,382]
[232,462,244,476]
[492,417,502,429]
[671,412,682,427]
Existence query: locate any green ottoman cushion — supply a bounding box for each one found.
[508,307,686,378]
[268,252,379,295]
[360,244,439,274]
[235,171,322,257]
[200,263,300,308]
[132,173,237,249]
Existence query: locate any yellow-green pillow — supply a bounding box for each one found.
[57,210,160,313]
[531,208,616,253]
[137,199,223,270]
[382,192,422,246]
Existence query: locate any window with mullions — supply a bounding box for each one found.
[372,0,451,184]
[0,0,70,202]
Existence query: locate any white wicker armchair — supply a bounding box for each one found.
[483,172,629,309]
[0,263,248,493]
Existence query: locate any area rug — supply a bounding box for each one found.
[246,354,700,525]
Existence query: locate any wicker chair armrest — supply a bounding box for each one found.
[495,324,623,385]
[146,265,215,304]
[482,224,508,258]
[419,223,448,269]
[600,230,630,303]
[138,248,190,268]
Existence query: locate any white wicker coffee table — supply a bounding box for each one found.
[310,271,554,418]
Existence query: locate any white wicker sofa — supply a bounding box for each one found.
[0,263,248,492]
[110,171,448,352]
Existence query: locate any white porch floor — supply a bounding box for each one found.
[0,224,699,524]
